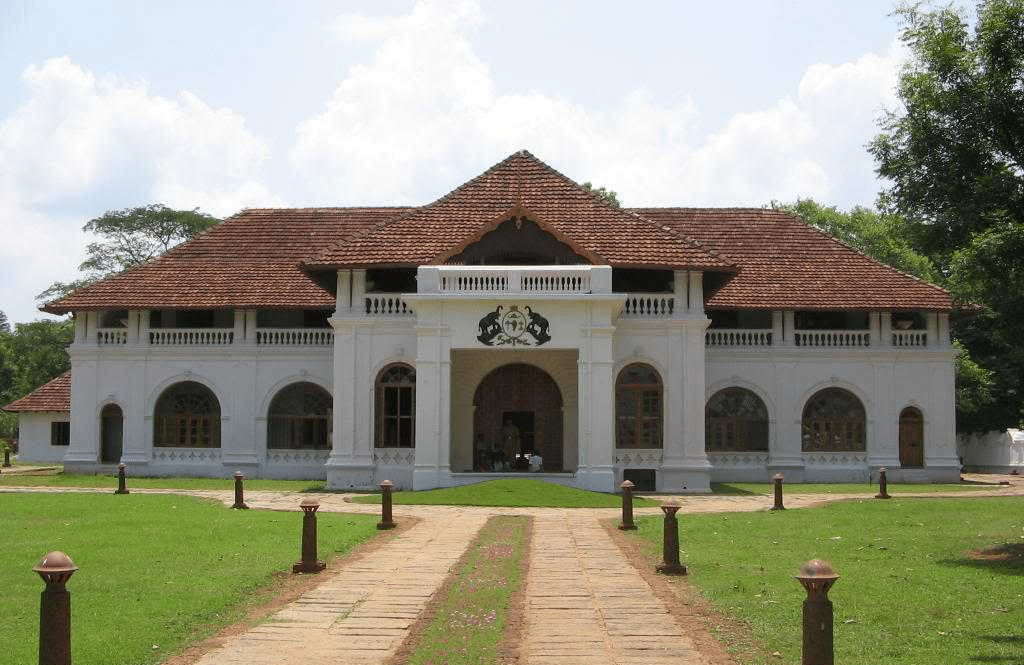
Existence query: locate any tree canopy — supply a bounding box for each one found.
[38,204,219,302]
[581,182,621,207]
[0,318,74,440]
[871,0,1024,430]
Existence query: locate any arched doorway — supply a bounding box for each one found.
[100,403,123,463]
[473,363,563,471]
[899,406,924,467]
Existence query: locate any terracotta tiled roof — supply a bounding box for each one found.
[40,152,951,314]
[2,371,71,412]
[43,208,410,314]
[633,208,953,311]
[304,151,733,271]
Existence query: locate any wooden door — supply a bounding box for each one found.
[899,407,924,467]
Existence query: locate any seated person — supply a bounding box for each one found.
[489,446,509,471]
[528,452,543,472]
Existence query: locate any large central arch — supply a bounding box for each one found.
[472,363,564,471]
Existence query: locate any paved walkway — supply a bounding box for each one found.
[6,475,1024,664]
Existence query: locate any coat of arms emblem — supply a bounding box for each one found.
[477,305,551,346]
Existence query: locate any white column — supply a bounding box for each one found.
[577,321,616,492]
[869,311,882,346]
[659,317,712,492]
[413,302,451,489]
[783,311,796,346]
[880,311,893,347]
[771,311,783,346]
[325,316,375,489]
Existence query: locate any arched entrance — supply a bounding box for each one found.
[473,363,563,471]
[899,406,924,467]
[100,403,123,463]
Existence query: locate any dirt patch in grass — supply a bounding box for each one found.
[160,517,419,665]
[968,543,1024,562]
[605,520,747,665]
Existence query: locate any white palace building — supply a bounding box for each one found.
[4,151,959,492]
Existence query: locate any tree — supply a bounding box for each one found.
[777,199,939,282]
[871,0,1024,431]
[581,182,621,207]
[0,310,9,334]
[38,204,219,302]
[0,319,74,441]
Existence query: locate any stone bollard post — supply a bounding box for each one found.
[377,480,396,530]
[114,463,129,495]
[771,473,786,510]
[292,499,326,573]
[655,500,687,575]
[796,559,839,665]
[231,471,249,509]
[34,551,78,665]
[875,467,891,500]
[618,480,637,530]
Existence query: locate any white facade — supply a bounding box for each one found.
[47,264,959,492]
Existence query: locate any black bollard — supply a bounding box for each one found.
[292,499,326,573]
[875,467,891,499]
[231,471,249,509]
[796,559,839,665]
[619,480,637,530]
[114,463,129,495]
[771,473,786,510]
[377,480,396,530]
[655,501,687,575]
[34,551,78,665]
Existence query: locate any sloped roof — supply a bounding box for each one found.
[43,208,409,314]
[634,208,953,311]
[304,151,732,271]
[2,371,71,413]
[40,151,952,314]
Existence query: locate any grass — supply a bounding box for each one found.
[2,492,379,665]
[348,478,661,507]
[712,481,989,496]
[630,495,1024,665]
[0,469,326,491]
[405,515,528,664]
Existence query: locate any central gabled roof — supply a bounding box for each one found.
[303,150,732,271]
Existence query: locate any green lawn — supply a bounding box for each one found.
[2,492,379,665]
[0,470,326,491]
[348,477,661,507]
[712,481,991,495]
[631,495,1024,665]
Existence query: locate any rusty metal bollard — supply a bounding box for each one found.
[114,463,129,495]
[231,471,249,509]
[796,559,839,665]
[771,473,786,510]
[292,499,326,573]
[875,467,891,499]
[619,480,637,530]
[655,500,687,575]
[35,551,78,665]
[377,480,396,530]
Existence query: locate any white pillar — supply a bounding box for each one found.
[658,316,712,493]
[413,303,451,490]
[577,321,616,492]
[325,316,375,489]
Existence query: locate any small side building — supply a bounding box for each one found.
[2,371,71,463]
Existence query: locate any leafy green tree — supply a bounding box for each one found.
[871,0,1024,430]
[38,204,219,302]
[0,319,73,441]
[581,182,621,207]
[0,311,9,334]
[778,199,939,282]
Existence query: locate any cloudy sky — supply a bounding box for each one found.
[0,0,942,325]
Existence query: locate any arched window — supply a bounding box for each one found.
[376,364,415,448]
[615,363,663,449]
[267,382,332,450]
[153,381,221,448]
[801,388,866,452]
[705,388,769,451]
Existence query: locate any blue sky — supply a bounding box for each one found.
[0,0,950,325]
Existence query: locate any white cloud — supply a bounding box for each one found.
[0,57,280,324]
[292,0,903,209]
